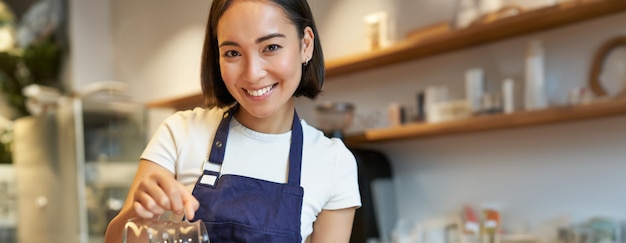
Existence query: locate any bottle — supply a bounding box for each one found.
[502,79,515,114]
[481,207,501,243]
[388,102,403,127]
[456,0,480,29]
[479,0,502,16]
[414,91,426,122]
[466,68,485,114]
[524,40,547,111]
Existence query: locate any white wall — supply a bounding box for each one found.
[104,0,626,241]
[107,0,209,138]
[69,0,207,103]
[68,0,114,91]
[110,0,208,104]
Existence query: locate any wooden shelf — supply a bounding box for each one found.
[147,0,626,110]
[147,93,204,110]
[343,97,626,145]
[325,0,626,78]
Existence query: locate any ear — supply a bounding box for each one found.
[301,26,314,64]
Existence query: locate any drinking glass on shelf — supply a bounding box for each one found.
[123,217,209,243]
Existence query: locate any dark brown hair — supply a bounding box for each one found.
[200,0,324,108]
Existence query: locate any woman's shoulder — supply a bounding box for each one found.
[169,106,227,123]
[301,120,354,160]
[300,119,332,144]
[161,107,226,128]
[160,107,227,136]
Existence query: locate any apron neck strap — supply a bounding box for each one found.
[208,106,303,186]
[287,111,303,185]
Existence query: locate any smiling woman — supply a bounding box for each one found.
[105,0,361,243]
[214,1,313,125]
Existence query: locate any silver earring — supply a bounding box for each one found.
[303,57,310,66]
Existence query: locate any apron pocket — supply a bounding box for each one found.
[205,221,300,243]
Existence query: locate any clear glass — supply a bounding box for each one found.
[123,217,209,243]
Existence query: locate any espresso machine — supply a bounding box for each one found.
[350,149,394,243]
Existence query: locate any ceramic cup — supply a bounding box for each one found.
[123,217,209,243]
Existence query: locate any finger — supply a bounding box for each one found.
[134,190,166,215]
[134,178,167,214]
[184,203,197,221]
[133,201,155,218]
[142,174,173,210]
[182,193,200,220]
[159,182,185,215]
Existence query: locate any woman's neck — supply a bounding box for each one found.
[234,103,296,134]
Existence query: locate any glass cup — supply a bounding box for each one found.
[123,217,209,243]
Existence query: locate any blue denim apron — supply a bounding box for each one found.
[191,107,304,242]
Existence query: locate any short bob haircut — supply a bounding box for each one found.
[200,0,325,108]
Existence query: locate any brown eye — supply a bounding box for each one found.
[224,50,241,57]
[264,44,281,52]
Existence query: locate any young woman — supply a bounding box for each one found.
[105,0,361,242]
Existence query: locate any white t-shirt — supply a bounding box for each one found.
[141,107,362,241]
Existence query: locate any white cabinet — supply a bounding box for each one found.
[13,94,146,243]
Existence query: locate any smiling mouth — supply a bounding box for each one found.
[245,84,275,97]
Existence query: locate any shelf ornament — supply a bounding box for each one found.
[589,36,626,98]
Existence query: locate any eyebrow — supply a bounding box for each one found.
[218,33,286,48]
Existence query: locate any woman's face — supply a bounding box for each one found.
[217,0,313,119]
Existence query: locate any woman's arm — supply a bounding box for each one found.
[310,207,357,243]
[104,159,199,243]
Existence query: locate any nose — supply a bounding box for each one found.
[242,54,267,83]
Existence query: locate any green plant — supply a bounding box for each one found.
[0,1,66,119]
[0,37,65,119]
[0,49,30,117]
[0,125,11,164]
[22,38,64,89]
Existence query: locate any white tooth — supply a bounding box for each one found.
[248,85,272,96]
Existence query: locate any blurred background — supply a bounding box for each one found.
[0,0,625,243]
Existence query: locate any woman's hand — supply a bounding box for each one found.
[105,160,200,243]
[132,168,200,220]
